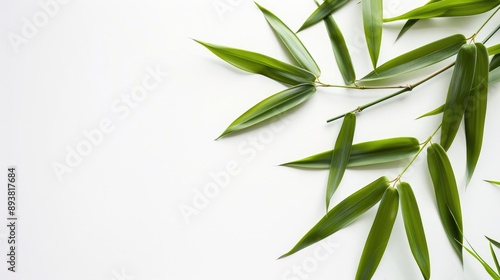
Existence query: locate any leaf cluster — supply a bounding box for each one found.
[197,1,500,278]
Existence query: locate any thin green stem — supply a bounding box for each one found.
[316,81,411,90]
[392,124,442,186]
[326,63,454,122]
[483,23,500,44]
[472,6,500,41]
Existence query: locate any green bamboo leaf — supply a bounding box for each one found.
[427,143,463,262]
[490,243,500,274]
[489,44,500,56]
[487,236,500,249]
[281,137,420,169]
[362,0,383,68]
[440,1,500,17]
[420,55,500,120]
[490,65,500,85]
[441,43,477,151]
[398,182,431,280]
[195,40,316,85]
[465,43,489,182]
[356,187,399,280]
[361,34,466,83]
[491,54,500,71]
[416,104,444,120]
[485,180,500,186]
[396,0,442,40]
[384,0,500,22]
[218,84,316,138]
[298,0,352,32]
[279,176,390,259]
[460,242,500,279]
[396,19,419,41]
[323,13,356,84]
[326,112,356,210]
[256,3,321,77]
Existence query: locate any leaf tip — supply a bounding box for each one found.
[193,39,209,48]
[277,251,292,260]
[215,129,230,140]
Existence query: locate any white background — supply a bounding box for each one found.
[1,0,500,279]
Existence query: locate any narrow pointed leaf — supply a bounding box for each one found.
[396,20,419,41]
[362,0,383,68]
[490,65,500,85]
[326,112,356,210]
[299,0,352,32]
[323,14,356,84]
[441,43,477,151]
[427,143,463,262]
[356,187,399,280]
[461,243,500,279]
[384,0,500,22]
[485,180,500,186]
[396,0,442,40]
[398,182,431,280]
[281,137,420,169]
[490,243,500,274]
[256,3,321,77]
[440,1,500,17]
[417,104,444,119]
[487,236,500,249]
[490,54,500,71]
[489,44,500,56]
[279,176,390,259]
[195,40,316,85]
[361,34,466,83]
[465,43,489,182]
[218,84,316,138]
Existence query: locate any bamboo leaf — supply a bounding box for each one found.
[323,13,356,84]
[485,180,500,186]
[441,43,477,151]
[218,84,316,138]
[487,236,500,249]
[362,0,383,68]
[490,243,500,274]
[421,54,500,120]
[396,20,419,41]
[256,3,321,77]
[396,0,442,40]
[489,44,500,56]
[361,34,466,83]
[417,105,444,120]
[398,182,431,280]
[384,0,500,22]
[490,53,500,85]
[195,40,316,85]
[491,54,500,71]
[356,187,399,280]
[440,1,500,17]
[490,65,500,85]
[281,137,420,169]
[326,112,356,210]
[465,43,489,183]
[427,143,463,262]
[460,241,500,279]
[279,176,390,259]
[299,0,352,32]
